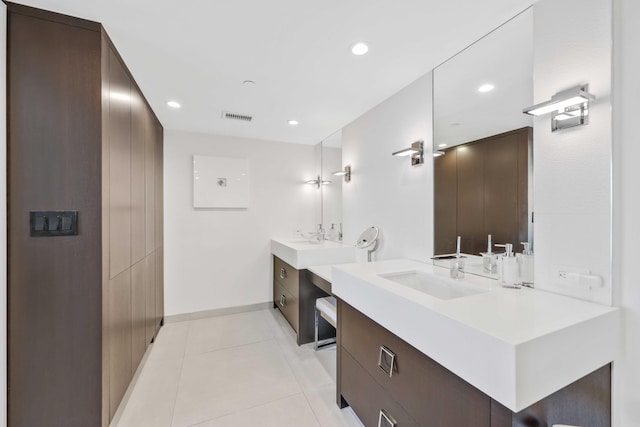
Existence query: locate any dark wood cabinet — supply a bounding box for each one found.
[337,300,611,427]
[7,4,164,426]
[434,127,532,255]
[338,300,490,426]
[272,256,335,345]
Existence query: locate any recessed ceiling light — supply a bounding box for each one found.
[243,80,256,86]
[166,100,181,109]
[351,42,369,56]
[438,143,448,148]
[478,84,495,93]
[288,120,299,126]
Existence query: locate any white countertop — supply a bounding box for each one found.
[271,238,355,270]
[332,258,620,412]
[306,264,334,283]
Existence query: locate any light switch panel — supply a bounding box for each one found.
[30,211,78,237]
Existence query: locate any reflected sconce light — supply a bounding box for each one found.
[522,85,595,132]
[305,176,320,189]
[392,140,424,166]
[332,165,351,183]
[433,150,445,157]
[305,175,331,188]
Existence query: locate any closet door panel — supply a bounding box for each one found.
[144,254,157,345]
[108,48,132,278]
[131,260,146,373]
[108,270,132,418]
[131,90,146,264]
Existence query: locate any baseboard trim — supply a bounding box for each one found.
[164,301,273,323]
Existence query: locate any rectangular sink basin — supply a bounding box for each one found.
[379,271,489,300]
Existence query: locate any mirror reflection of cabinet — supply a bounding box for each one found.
[432,8,533,257]
[434,127,532,255]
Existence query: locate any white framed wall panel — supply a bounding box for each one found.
[193,155,250,208]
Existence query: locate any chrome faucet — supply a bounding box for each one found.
[316,224,325,242]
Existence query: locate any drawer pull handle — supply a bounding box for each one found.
[280,267,287,279]
[378,409,397,427]
[279,294,286,307]
[378,345,396,378]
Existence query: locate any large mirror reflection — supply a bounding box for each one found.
[321,130,343,242]
[433,8,534,259]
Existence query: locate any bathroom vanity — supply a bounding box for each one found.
[333,259,618,427]
[271,238,355,344]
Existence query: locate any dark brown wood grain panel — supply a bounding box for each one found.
[144,104,156,255]
[155,247,164,333]
[340,301,490,426]
[483,133,520,251]
[510,364,611,427]
[154,121,164,249]
[434,148,458,254]
[7,10,103,427]
[131,260,146,373]
[341,349,419,427]
[145,253,157,345]
[434,127,532,256]
[108,47,132,278]
[131,89,146,264]
[6,2,101,31]
[274,280,299,333]
[456,142,485,254]
[298,273,334,345]
[108,269,132,419]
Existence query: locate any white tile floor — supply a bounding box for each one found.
[111,308,364,427]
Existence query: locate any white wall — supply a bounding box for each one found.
[532,0,612,305]
[164,130,318,316]
[612,0,640,424]
[1,3,7,426]
[342,73,433,262]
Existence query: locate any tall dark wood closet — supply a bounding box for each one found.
[434,127,532,255]
[6,3,164,426]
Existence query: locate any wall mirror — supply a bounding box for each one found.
[321,130,343,242]
[433,8,534,259]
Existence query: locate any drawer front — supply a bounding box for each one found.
[274,256,299,295]
[341,348,419,427]
[340,301,490,426]
[274,281,298,333]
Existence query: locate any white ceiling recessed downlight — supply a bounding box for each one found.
[478,84,495,93]
[288,120,299,126]
[166,100,181,109]
[243,80,256,86]
[351,42,369,56]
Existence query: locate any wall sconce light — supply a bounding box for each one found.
[305,176,331,188]
[523,85,595,132]
[392,140,424,166]
[305,176,320,189]
[332,165,351,183]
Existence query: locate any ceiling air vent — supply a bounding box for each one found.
[222,111,253,122]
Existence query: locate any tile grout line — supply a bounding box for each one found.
[169,320,192,427]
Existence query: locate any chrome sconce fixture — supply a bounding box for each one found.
[523,85,595,132]
[392,140,424,166]
[305,176,331,188]
[332,165,351,183]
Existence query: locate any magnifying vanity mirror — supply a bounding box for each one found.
[433,8,534,258]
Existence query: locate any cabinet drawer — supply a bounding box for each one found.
[274,281,298,333]
[340,301,490,426]
[342,347,419,427]
[274,256,299,295]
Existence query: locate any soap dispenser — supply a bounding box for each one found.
[499,243,519,288]
[517,242,534,286]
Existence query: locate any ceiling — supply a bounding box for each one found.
[13,0,534,145]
